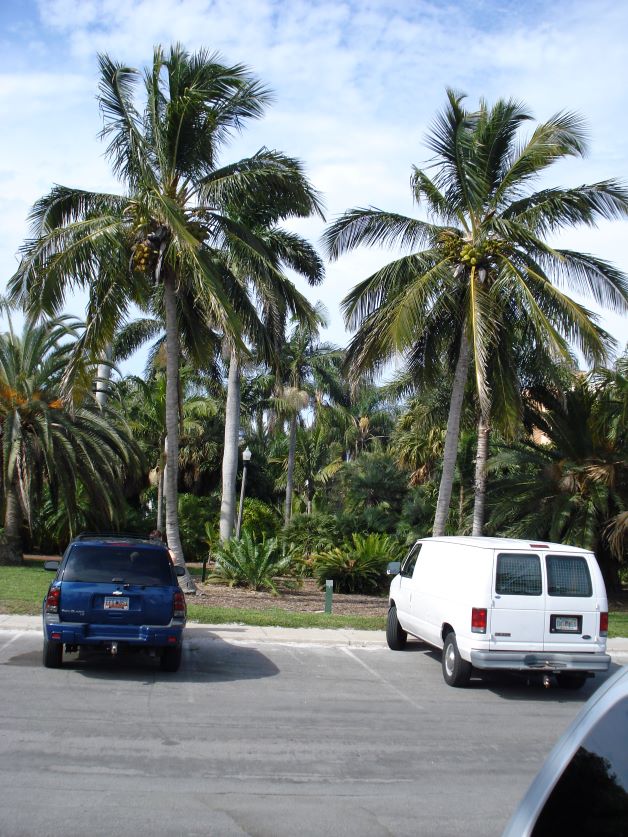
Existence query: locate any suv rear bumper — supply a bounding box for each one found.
[43,619,185,647]
[470,650,611,673]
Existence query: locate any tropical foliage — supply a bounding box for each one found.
[314,533,404,594]
[210,532,290,592]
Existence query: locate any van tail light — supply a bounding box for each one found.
[600,612,608,636]
[173,591,186,619]
[45,586,60,614]
[471,607,487,634]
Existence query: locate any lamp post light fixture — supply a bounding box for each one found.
[235,446,252,539]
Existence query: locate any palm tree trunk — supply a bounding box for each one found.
[2,483,23,564]
[433,331,471,536]
[220,348,240,542]
[95,344,113,407]
[163,269,195,593]
[472,414,490,537]
[284,414,298,525]
[156,447,165,533]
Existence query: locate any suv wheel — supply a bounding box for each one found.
[442,632,471,687]
[160,645,182,672]
[43,637,63,669]
[386,605,408,650]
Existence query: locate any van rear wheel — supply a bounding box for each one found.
[386,606,407,650]
[556,673,587,690]
[442,632,471,687]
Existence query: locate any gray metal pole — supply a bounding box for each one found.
[235,463,248,539]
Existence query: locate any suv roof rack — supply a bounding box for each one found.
[74,531,152,542]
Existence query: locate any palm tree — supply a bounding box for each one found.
[275,309,344,524]
[487,369,627,594]
[218,206,324,542]
[325,90,628,536]
[0,316,142,562]
[10,45,321,589]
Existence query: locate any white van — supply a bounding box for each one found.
[386,536,611,688]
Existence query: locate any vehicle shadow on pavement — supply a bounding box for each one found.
[4,632,280,684]
[418,646,615,703]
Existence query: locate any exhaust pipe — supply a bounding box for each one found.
[110,642,118,656]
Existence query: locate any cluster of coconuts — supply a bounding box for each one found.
[133,241,158,273]
[458,238,503,267]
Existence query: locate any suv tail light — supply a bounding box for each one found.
[471,607,487,633]
[600,612,608,636]
[173,591,186,619]
[45,586,60,614]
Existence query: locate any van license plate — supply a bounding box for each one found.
[104,596,129,611]
[555,616,578,632]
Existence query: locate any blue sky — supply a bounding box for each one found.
[1,0,626,373]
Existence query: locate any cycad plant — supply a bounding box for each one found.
[325,90,628,536]
[314,532,403,594]
[210,531,290,592]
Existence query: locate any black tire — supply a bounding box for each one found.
[160,645,182,672]
[386,605,408,650]
[556,673,587,690]
[442,632,472,687]
[43,637,63,669]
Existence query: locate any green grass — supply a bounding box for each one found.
[1,562,626,636]
[186,604,385,630]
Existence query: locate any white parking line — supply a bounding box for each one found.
[341,646,425,711]
[0,632,23,656]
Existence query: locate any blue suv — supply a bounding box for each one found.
[43,534,187,671]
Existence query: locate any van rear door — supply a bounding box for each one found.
[490,552,545,652]
[542,553,602,653]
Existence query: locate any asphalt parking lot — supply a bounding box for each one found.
[0,623,625,837]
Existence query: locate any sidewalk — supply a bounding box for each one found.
[1,613,627,659]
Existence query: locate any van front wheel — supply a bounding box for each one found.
[442,632,471,687]
[386,606,407,650]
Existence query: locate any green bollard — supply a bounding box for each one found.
[325,579,333,614]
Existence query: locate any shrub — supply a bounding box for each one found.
[281,513,341,569]
[177,493,221,561]
[314,532,403,594]
[240,498,281,540]
[210,532,291,592]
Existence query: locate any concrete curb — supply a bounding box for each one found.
[1,614,627,659]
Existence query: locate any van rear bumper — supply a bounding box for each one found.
[470,650,611,673]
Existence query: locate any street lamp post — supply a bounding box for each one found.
[235,446,252,539]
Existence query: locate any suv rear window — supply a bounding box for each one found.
[546,554,592,597]
[496,553,542,596]
[63,545,173,586]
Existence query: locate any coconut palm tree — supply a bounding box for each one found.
[324,90,628,536]
[0,316,142,562]
[10,45,322,589]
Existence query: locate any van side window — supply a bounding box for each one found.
[546,555,592,597]
[496,553,541,596]
[532,696,628,835]
[400,544,422,578]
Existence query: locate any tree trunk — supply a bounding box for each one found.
[472,414,490,537]
[156,446,165,533]
[95,344,113,407]
[220,348,241,542]
[433,331,471,537]
[163,269,195,593]
[284,414,298,525]
[2,483,23,564]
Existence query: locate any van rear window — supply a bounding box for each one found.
[496,553,542,596]
[546,555,592,597]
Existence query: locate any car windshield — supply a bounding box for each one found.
[63,545,173,586]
